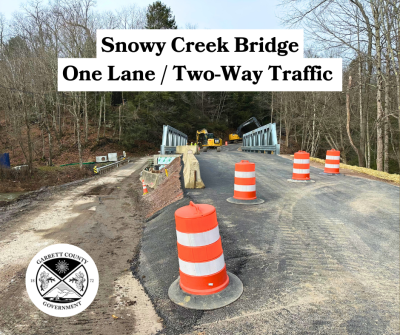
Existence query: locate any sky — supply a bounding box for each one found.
[0,0,284,29]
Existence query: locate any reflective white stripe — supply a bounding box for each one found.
[234,184,256,192]
[293,168,310,174]
[325,164,340,168]
[294,159,309,164]
[235,171,255,178]
[179,253,225,276]
[176,226,220,247]
[326,155,340,160]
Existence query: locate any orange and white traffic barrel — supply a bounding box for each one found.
[142,180,148,195]
[176,202,228,295]
[292,151,310,181]
[168,201,243,310]
[227,160,264,204]
[287,151,315,183]
[324,149,340,174]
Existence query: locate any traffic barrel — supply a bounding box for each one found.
[324,149,340,174]
[225,141,228,146]
[176,202,228,295]
[287,151,315,183]
[168,201,243,310]
[292,151,310,180]
[227,160,264,205]
[142,180,148,195]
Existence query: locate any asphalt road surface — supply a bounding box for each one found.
[138,145,399,335]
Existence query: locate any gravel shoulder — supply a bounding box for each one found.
[0,157,162,335]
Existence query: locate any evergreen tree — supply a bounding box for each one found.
[145,1,177,29]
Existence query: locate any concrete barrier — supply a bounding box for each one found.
[141,170,164,189]
[182,151,205,189]
[176,145,200,155]
[145,146,204,189]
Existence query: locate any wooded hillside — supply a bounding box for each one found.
[0,0,398,174]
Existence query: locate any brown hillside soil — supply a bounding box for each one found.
[0,166,93,193]
[0,116,159,193]
[0,122,157,167]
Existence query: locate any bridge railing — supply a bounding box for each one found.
[241,123,280,155]
[95,159,129,174]
[160,125,188,154]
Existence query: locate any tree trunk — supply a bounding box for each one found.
[103,94,106,138]
[97,96,102,142]
[373,4,384,171]
[24,107,34,175]
[73,119,76,144]
[346,76,362,164]
[84,91,88,143]
[366,107,371,168]
[311,94,316,156]
[357,17,365,166]
[41,129,45,159]
[74,98,83,169]
[279,94,282,143]
[397,73,400,170]
[48,132,53,166]
[384,55,390,172]
[119,105,122,142]
[284,98,290,147]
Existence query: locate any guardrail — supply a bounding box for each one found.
[95,159,129,175]
[241,123,280,155]
[160,125,188,154]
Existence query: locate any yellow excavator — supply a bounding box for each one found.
[196,129,223,152]
[228,117,261,143]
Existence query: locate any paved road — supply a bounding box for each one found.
[138,147,399,335]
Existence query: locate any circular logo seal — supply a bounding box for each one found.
[25,244,99,317]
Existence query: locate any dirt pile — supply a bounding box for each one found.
[142,157,184,219]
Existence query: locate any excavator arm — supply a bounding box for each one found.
[235,117,261,137]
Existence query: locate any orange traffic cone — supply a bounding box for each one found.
[168,201,243,310]
[323,149,340,174]
[227,160,264,205]
[288,151,314,182]
[142,180,148,195]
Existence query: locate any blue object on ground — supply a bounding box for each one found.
[0,153,10,168]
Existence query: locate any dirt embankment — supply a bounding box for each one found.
[141,156,185,219]
[0,165,93,194]
[0,158,163,335]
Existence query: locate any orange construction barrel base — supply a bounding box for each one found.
[323,169,340,174]
[233,192,257,200]
[179,267,229,295]
[227,197,264,205]
[292,174,310,180]
[168,271,243,310]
